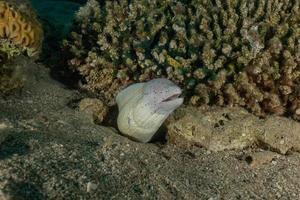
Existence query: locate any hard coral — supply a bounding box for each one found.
[64,0,300,119]
[0,0,43,94]
[0,0,43,59]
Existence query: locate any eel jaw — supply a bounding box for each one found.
[159,91,184,113]
[162,92,182,102]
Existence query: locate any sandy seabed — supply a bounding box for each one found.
[0,56,300,199]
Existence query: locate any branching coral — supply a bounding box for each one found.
[63,0,300,119]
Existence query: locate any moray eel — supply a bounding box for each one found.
[116,78,183,143]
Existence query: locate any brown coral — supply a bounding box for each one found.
[0,0,43,58]
[79,98,109,123]
[64,0,300,119]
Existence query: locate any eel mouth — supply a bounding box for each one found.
[162,92,182,102]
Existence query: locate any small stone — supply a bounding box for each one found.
[86,182,97,193]
[295,108,300,115]
[0,122,8,129]
[245,151,279,168]
[79,98,108,124]
[279,140,284,145]
[272,160,277,165]
[26,100,34,104]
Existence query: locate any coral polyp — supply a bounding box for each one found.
[0,0,43,58]
[64,0,300,119]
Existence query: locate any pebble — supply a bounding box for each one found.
[86,182,97,193]
[0,122,8,130]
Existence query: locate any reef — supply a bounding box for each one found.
[63,0,300,119]
[0,0,43,94]
[0,0,43,59]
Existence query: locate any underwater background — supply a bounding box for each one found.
[0,0,300,199]
[29,0,85,39]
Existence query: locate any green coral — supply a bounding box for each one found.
[0,41,23,94]
[63,0,300,119]
[0,40,23,60]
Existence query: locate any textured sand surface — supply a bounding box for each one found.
[1,57,300,199]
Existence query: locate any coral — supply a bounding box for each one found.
[0,0,43,59]
[79,98,108,123]
[0,0,43,93]
[63,0,300,119]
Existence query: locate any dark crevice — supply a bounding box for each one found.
[29,0,87,89]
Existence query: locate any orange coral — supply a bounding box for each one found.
[0,1,43,57]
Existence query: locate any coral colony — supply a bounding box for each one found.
[0,0,43,93]
[0,0,43,58]
[64,0,300,119]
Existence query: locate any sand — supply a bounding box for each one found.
[0,56,300,199]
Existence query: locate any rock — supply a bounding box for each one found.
[166,106,259,151]
[166,106,300,154]
[79,98,108,124]
[256,117,300,154]
[243,151,279,168]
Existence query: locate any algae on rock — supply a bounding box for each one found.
[166,106,300,154]
[63,0,300,119]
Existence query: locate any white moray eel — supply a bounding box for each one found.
[116,78,184,143]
